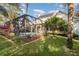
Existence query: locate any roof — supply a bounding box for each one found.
[36,10,79,23]
[38,10,67,19]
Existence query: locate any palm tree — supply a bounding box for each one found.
[67,3,74,49]
[0,3,21,20]
[8,3,21,20]
[23,3,29,32]
[0,4,21,34]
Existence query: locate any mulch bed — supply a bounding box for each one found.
[22,35,40,43]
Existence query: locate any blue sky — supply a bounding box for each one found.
[19,3,66,16]
[19,3,77,17]
[28,3,64,16]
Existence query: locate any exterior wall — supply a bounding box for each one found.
[56,12,68,22]
[73,18,79,35]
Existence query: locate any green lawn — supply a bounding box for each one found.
[0,35,79,56]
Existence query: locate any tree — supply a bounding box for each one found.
[8,3,21,20]
[0,3,21,20]
[67,3,74,49]
[44,17,67,34]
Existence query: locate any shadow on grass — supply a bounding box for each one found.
[11,35,67,56]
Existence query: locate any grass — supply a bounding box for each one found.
[0,37,12,51]
[12,36,26,45]
[0,35,79,55]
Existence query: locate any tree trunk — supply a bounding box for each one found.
[67,3,74,49]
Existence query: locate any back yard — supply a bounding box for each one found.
[0,34,79,56]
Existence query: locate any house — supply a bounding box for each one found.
[35,10,79,35]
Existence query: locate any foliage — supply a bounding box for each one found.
[44,17,68,32]
[0,3,21,20]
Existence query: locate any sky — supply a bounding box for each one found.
[19,3,77,17]
[19,3,66,17]
[28,3,65,17]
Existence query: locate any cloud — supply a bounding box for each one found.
[33,9,46,14]
[33,9,46,17]
[48,10,59,13]
[74,4,79,10]
[59,4,64,8]
[75,3,78,7]
[56,4,66,12]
